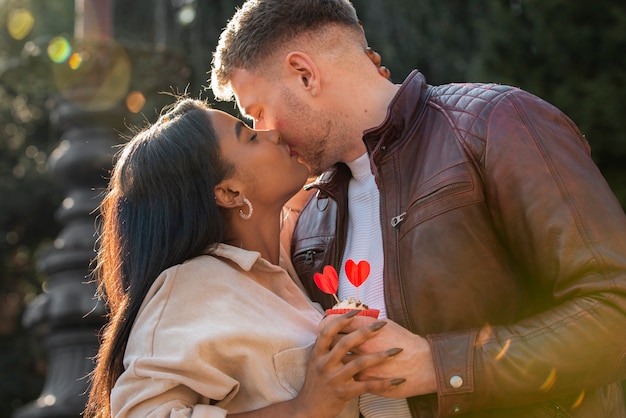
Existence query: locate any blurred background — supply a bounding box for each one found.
[0,0,624,417]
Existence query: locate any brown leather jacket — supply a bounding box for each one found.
[291,71,626,417]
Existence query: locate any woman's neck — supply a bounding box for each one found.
[223,210,282,265]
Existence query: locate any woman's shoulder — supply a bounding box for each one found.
[156,245,262,295]
[135,251,247,331]
[160,244,240,274]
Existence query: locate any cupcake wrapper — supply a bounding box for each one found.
[325,308,380,319]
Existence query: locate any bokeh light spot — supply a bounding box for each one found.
[8,8,35,40]
[48,36,72,64]
[25,145,38,158]
[52,41,132,111]
[495,338,510,361]
[6,231,19,245]
[126,91,146,113]
[36,394,56,407]
[13,164,26,178]
[539,368,557,392]
[62,198,75,210]
[176,5,196,26]
[68,52,83,70]
[571,390,585,409]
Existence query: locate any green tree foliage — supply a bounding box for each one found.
[353,0,483,84]
[0,1,71,415]
[0,86,59,414]
[468,0,626,206]
[354,0,626,206]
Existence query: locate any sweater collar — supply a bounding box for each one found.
[346,152,372,182]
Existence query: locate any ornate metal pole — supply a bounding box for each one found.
[13,1,118,416]
[12,1,193,415]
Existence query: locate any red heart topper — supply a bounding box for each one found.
[345,259,370,288]
[313,265,340,304]
[313,260,371,302]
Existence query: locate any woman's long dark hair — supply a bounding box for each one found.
[84,98,233,418]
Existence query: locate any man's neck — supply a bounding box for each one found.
[340,79,399,163]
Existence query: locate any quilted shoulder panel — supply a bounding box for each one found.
[428,82,519,164]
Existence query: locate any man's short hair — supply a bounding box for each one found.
[210,0,361,101]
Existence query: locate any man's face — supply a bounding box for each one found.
[229,68,346,175]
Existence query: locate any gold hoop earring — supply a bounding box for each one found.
[239,197,253,220]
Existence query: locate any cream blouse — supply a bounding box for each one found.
[110,244,355,417]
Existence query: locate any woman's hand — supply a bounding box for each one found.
[366,47,391,80]
[326,315,438,400]
[293,310,405,418]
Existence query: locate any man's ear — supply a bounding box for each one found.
[285,51,320,96]
[214,180,243,210]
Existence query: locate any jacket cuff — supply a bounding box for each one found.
[427,329,484,416]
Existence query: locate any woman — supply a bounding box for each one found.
[84,98,404,418]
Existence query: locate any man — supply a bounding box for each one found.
[210,1,626,416]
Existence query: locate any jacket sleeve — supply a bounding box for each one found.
[428,89,626,415]
[109,263,240,418]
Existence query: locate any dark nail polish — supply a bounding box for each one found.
[390,378,406,386]
[344,309,360,318]
[385,347,403,357]
[369,321,387,331]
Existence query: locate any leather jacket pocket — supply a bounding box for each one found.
[397,171,479,237]
[292,238,331,279]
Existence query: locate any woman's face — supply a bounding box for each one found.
[208,109,310,208]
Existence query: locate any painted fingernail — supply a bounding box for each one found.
[385,347,403,357]
[344,309,360,318]
[390,378,406,386]
[369,321,387,331]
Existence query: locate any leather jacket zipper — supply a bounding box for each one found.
[304,250,316,265]
[390,180,471,228]
[391,212,406,227]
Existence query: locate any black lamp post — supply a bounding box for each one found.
[12,2,117,416]
[11,1,191,416]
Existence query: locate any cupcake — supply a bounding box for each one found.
[313,260,380,318]
[325,297,380,318]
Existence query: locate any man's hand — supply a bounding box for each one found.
[325,315,438,398]
[289,311,409,418]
